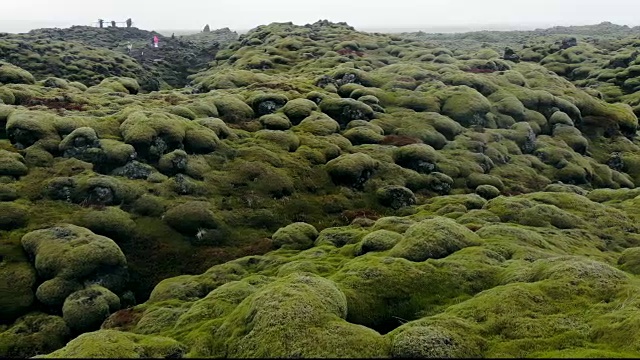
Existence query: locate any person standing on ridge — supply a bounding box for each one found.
[153,35,159,48]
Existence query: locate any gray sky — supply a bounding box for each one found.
[2,0,640,33]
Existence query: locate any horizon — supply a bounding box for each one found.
[2,19,639,36]
[3,0,640,34]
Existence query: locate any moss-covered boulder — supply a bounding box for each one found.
[0,150,28,177]
[0,262,36,321]
[0,62,36,85]
[319,98,374,127]
[393,144,440,174]
[376,185,417,210]
[389,217,481,262]
[21,224,128,308]
[326,153,379,189]
[62,285,121,333]
[211,273,390,358]
[0,202,28,230]
[355,230,404,256]
[38,330,186,358]
[272,222,319,250]
[163,201,223,240]
[71,207,136,243]
[391,324,484,358]
[0,313,70,358]
[212,95,255,124]
[282,98,318,125]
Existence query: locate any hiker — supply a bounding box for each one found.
[153,35,159,48]
[98,19,104,28]
[126,42,133,54]
[111,21,116,28]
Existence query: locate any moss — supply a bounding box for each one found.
[326,153,379,189]
[376,185,417,210]
[249,93,289,116]
[0,313,70,358]
[169,105,197,120]
[89,77,140,94]
[272,222,319,250]
[259,113,292,130]
[0,62,36,85]
[183,125,220,154]
[0,88,16,105]
[212,273,390,358]
[393,144,440,174]
[0,202,29,230]
[467,173,505,190]
[212,95,255,124]
[21,224,128,307]
[441,86,492,127]
[391,325,484,358]
[294,112,341,136]
[475,184,501,199]
[390,217,482,262]
[255,130,300,152]
[163,201,222,237]
[355,229,403,255]
[0,261,36,321]
[71,207,135,243]
[194,117,234,139]
[319,98,374,127]
[157,150,189,176]
[618,247,640,275]
[39,329,186,358]
[6,110,60,151]
[373,216,416,233]
[343,127,384,145]
[62,285,121,333]
[315,226,369,247]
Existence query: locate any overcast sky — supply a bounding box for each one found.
[2,0,639,33]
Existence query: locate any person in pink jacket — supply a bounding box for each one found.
[153,35,159,48]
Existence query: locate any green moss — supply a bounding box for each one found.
[315,226,369,247]
[389,217,482,262]
[319,98,374,127]
[39,329,186,358]
[0,202,29,230]
[475,184,501,199]
[343,127,384,145]
[391,324,485,358]
[211,273,390,358]
[0,62,36,85]
[0,261,36,321]
[441,86,492,127]
[376,185,417,210]
[294,112,341,136]
[355,230,403,255]
[169,105,197,120]
[212,95,255,124]
[255,130,300,152]
[326,153,379,189]
[21,224,128,307]
[71,207,135,243]
[393,144,440,174]
[271,222,319,250]
[0,313,70,358]
[259,113,292,130]
[163,201,224,241]
[62,285,120,333]
[618,247,640,275]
